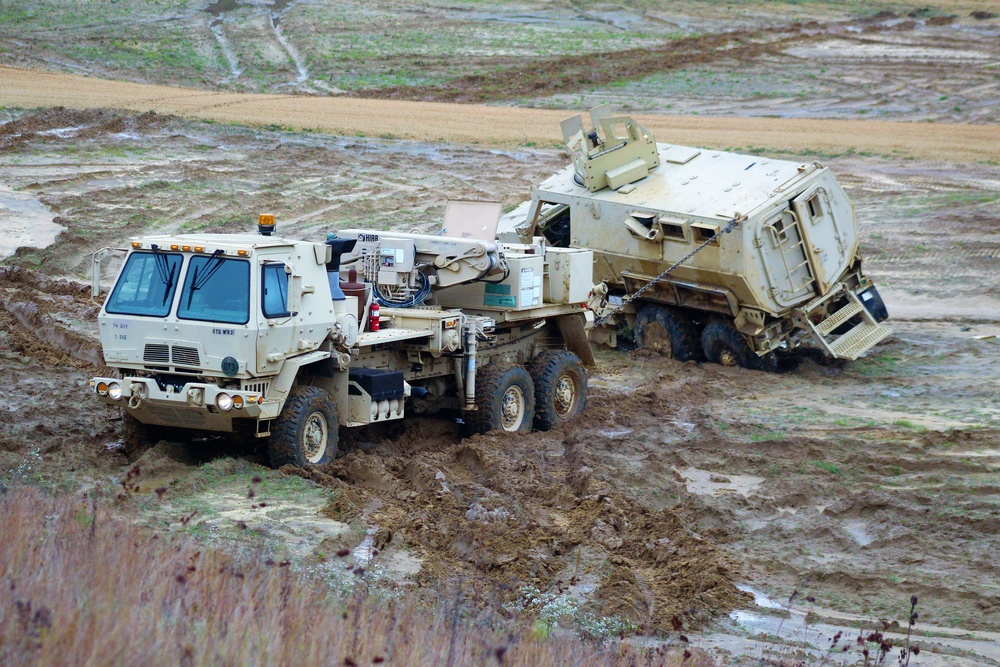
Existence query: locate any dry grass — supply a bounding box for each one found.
[0,486,715,666]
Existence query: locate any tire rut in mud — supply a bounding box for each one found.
[356,17,917,104]
[288,415,751,632]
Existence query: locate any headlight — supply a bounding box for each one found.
[96,381,109,396]
[232,395,244,410]
[216,393,233,412]
[108,382,122,400]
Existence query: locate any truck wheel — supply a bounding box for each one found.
[122,411,154,460]
[701,321,778,372]
[268,386,338,467]
[529,350,587,431]
[634,304,699,360]
[467,364,535,435]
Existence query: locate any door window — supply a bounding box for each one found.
[261,263,291,318]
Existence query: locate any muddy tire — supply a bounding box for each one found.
[529,350,587,431]
[268,386,338,468]
[467,363,535,435]
[634,304,699,360]
[701,321,777,372]
[122,411,154,460]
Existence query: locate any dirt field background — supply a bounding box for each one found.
[1,1,999,664]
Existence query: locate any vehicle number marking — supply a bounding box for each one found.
[213,328,235,336]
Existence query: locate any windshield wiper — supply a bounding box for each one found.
[186,249,226,309]
[149,244,176,305]
[162,262,177,306]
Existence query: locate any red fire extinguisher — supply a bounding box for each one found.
[369,301,380,332]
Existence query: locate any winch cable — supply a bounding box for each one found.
[594,216,741,327]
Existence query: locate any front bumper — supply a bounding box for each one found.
[91,376,263,431]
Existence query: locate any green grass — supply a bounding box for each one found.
[809,460,843,475]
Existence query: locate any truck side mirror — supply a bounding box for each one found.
[91,247,111,298]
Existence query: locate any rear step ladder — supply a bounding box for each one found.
[805,290,892,361]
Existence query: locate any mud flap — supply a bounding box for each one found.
[556,312,595,367]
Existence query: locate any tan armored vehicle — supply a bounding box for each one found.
[90,204,594,467]
[498,106,891,370]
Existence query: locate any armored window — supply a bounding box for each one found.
[691,223,721,246]
[773,217,789,242]
[105,251,183,317]
[177,256,250,325]
[662,222,686,241]
[806,194,822,222]
[262,263,291,319]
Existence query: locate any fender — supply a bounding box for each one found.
[259,349,331,419]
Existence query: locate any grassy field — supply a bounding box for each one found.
[2,0,994,95]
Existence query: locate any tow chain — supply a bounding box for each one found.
[594,216,741,327]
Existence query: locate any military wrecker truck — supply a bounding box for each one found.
[90,204,595,467]
[498,105,891,371]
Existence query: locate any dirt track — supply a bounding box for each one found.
[2,65,999,162]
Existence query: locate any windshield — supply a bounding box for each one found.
[177,255,250,325]
[105,251,182,317]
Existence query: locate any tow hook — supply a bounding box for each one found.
[128,383,147,409]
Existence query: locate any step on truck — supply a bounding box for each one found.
[497,105,891,371]
[90,202,596,467]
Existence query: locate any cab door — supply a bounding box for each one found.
[255,258,298,375]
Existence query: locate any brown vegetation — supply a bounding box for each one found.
[0,486,713,666]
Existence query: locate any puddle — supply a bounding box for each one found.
[677,467,763,497]
[843,518,874,546]
[786,39,994,62]
[735,584,785,610]
[724,601,1000,667]
[206,0,295,19]
[0,186,65,258]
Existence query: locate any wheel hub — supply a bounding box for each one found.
[302,411,328,463]
[500,385,525,431]
[718,347,739,367]
[553,374,576,418]
[644,322,673,357]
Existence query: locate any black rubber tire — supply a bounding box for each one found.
[122,411,154,460]
[466,363,535,435]
[634,304,699,360]
[529,350,587,431]
[268,386,338,468]
[701,320,778,372]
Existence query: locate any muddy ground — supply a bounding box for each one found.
[1,1,999,663]
[1,106,997,664]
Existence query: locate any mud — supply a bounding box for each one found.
[1,58,999,665]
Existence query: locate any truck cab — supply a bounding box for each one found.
[92,212,597,467]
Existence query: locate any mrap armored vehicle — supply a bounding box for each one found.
[498,105,891,371]
[90,204,594,467]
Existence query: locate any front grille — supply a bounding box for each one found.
[171,346,200,367]
[143,344,170,363]
[242,381,270,394]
